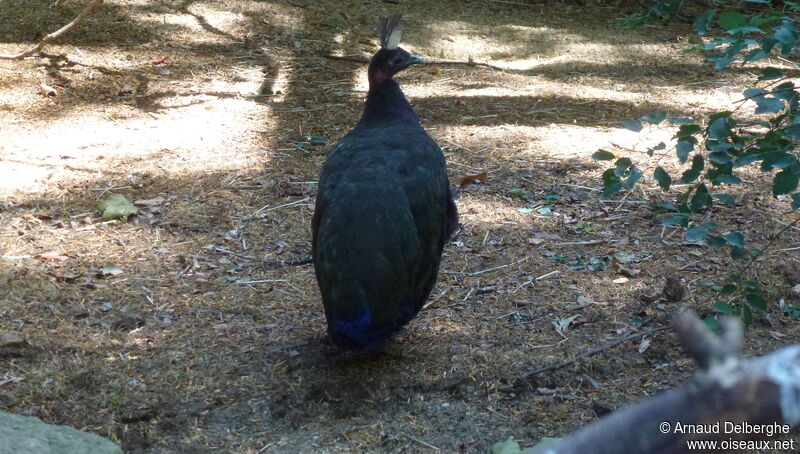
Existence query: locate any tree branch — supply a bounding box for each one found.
[539,310,800,454]
[0,0,104,60]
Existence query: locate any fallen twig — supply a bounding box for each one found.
[213,247,311,266]
[515,326,670,387]
[401,433,440,453]
[557,240,607,247]
[242,197,311,221]
[0,0,104,60]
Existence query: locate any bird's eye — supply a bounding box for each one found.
[391,58,402,66]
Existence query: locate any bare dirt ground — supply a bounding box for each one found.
[1,0,799,452]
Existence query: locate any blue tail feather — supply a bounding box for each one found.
[328,308,416,349]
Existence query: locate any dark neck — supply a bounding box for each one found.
[356,79,419,128]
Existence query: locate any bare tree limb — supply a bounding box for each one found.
[540,310,800,454]
[0,0,104,60]
[673,308,742,370]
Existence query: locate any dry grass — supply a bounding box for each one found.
[1,0,799,452]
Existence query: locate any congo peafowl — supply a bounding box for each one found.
[311,15,458,349]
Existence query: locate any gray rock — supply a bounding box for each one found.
[0,411,121,454]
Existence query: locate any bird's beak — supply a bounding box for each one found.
[410,54,425,65]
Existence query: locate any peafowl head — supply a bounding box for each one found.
[368,15,424,87]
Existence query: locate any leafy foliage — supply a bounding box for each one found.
[620,0,687,27]
[599,0,800,325]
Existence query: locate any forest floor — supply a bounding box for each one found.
[1,0,799,452]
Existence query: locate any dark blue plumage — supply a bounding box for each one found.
[311,15,458,349]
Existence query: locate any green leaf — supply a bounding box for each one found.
[719,11,747,30]
[676,139,695,163]
[772,81,797,101]
[602,169,623,197]
[707,117,732,140]
[640,111,667,124]
[733,151,761,167]
[774,23,798,47]
[744,47,769,63]
[746,292,768,311]
[662,214,688,227]
[668,117,695,125]
[753,95,786,114]
[614,157,632,177]
[703,316,721,332]
[741,304,753,326]
[708,54,736,69]
[761,35,778,54]
[658,202,679,212]
[603,181,623,198]
[681,155,705,183]
[686,225,709,241]
[782,124,800,138]
[792,193,800,210]
[712,193,736,206]
[723,231,744,248]
[713,302,735,314]
[647,142,666,156]
[677,124,702,138]
[707,236,727,248]
[742,280,759,291]
[690,183,711,211]
[592,150,616,161]
[716,174,742,184]
[730,245,747,260]
[622,120,643,132]
[707,141,734,154]
[761,152,796,169]
[759,67,784,81]
[97,193,138,221]
[773,168,800,195]
[680,168,700,184]
[654,166,672,191]
[727,26,763,36]
[721,283,737,295]
[707,151,732,165]
[744,87,767,99]
[694,10,716,35]
[625,166,643,189]
[708,111,733,123]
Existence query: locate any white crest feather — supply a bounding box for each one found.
[379,15,402,50]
